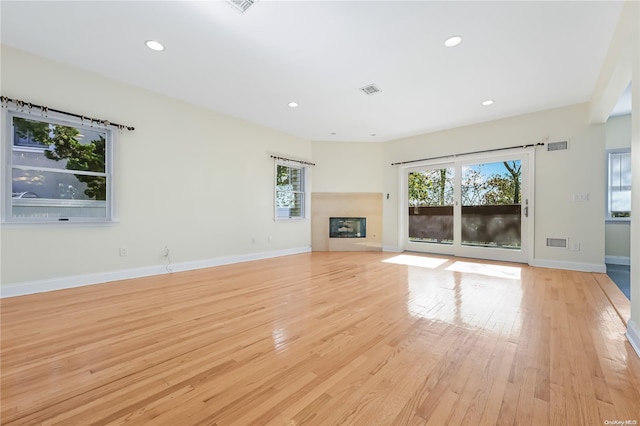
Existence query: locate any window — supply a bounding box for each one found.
[607,149,631,220]
[275,162,305,219]
[4,111,113,223]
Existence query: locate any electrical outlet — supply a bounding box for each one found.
[572,242,580,251]
[119,247,128,257]
[268,235,273,243]
[163,247,170,257]
[572,193,589,202]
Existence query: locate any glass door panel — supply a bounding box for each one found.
[461,160,522,249]
[408,167,454,245]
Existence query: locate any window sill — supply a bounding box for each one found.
[605,218,631,224]
[1,220,119,229]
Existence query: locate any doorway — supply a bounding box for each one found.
[402,150,533,263]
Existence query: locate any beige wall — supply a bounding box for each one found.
[311,141,384,193]
[606,114,632,149]
[0,45,620,287]
[1,46,312,286]
[605,114,632,261]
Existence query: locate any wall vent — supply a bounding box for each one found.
[547,141,568,152]
[546,238,568,249]
[227,0,257,13]
[360,84,381,95]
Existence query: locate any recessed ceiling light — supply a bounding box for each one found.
[288,102,299,108]
[145,40,165,51]
[370,133,377,137]
[330,132,336,135]
[481,100,494,106]
[444,35,463,47]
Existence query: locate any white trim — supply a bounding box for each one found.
[626,320,640,359]
[169,246,311,273]
[605,255,631,265]
[606,148,632,220]
[0,246,312,298]
[274,160,308,221]
[12,164,107,177]
[3,109,115,223]
[530,258,606,273]
[382,245,403,253]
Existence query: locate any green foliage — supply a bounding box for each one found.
[408,169,453,207]
[415,161,522,208]
[14,117,106,200]
[483,175,515,204]
[612,211,631,218]
[461,167,485,205]
[462,162,522,206]
[503,161,521,204]
[276,164,302,208]
[14,116,50,144]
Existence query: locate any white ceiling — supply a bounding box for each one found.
[0,1,629,142]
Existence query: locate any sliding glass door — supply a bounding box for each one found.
[403,151,531,263]
[408,166,455,247]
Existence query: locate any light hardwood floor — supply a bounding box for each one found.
[2,252,639,425]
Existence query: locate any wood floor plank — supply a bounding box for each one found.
[2,252,639,425]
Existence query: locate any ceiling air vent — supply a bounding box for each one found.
[360,84,381,95]
[228,0,257,14]
[546,238,568,249]
[547,141,568,152]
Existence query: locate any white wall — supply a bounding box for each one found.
[605,114,631,261]
[630,0,640,342]
[1,46,312,288]
[382,103,606,271]
[607,114,633,149]
[311,141,384,193]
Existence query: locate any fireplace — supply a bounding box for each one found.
[329,217,366,238]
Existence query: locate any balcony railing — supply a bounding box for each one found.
[409,204,521,248]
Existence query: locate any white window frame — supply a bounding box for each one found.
[606,148,631,222]
[2,108,115,224]
[274,160,307,220]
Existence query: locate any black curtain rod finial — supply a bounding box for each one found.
[270,155,315,166]
[1,95,135,132]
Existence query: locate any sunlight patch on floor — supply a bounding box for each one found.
[445,261,522,280]
[383,254,450,269]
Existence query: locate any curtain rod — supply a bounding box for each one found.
[1,96,135,131]
[270,155,316,166]
[391,142,546,166]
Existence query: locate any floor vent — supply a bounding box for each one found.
[546,238,568,249]
[360,84,381,95]
[547,141,568,151]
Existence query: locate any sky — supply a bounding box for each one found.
[463,160,520,178]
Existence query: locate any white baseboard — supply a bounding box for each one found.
[627,320,640,359]
[382,245,403,253]
[530,258,607,273]
[0,246,312,298]
[605,255,631,266]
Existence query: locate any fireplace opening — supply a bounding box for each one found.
[330,217,366,238]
